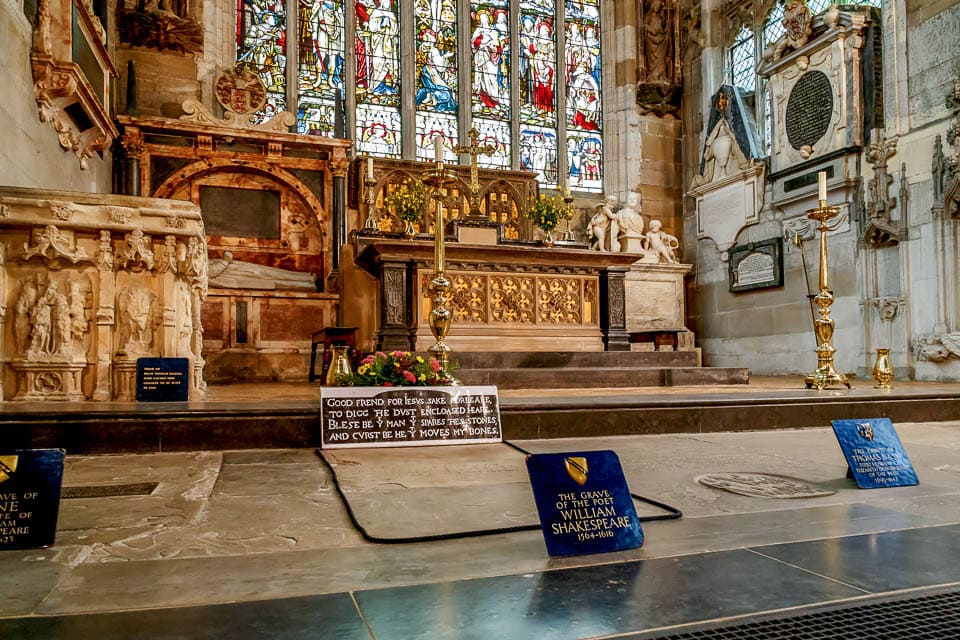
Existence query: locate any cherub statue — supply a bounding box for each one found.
[589,196,619,251]
[642,219,680,263]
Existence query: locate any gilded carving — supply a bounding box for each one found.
[22,225,90,268]
[451,274,487,323]
[490,276,534,324]
[537,278,582,324]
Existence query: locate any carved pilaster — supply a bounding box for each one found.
[601,267,630,351]
[377,260,413,351]
[121,128,145,196]
[93,230,114,400]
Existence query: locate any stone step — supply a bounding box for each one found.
[452,350,699,369]
[457,366,749,389]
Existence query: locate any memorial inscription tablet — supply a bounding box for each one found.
[136,358,190,402]
[785,71,834,151]
[0,449,65,550]
[320,386,502,448]
[727,238,784,293]
[526,450,643,557]
[831,418,918,489]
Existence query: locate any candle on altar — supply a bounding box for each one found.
[434,136,444,164]
[366,156,374,181]
[818,171,827,203]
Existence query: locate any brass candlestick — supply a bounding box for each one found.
[561,191,576,241]
[453,127,496,220]
[804,200,852,390]
[362,157,380,232]
[422,159,460,385]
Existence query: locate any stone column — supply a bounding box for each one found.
[377,259,413,351]
[327,150,349,297]
[601,266,630,351]
[120,129,144,197]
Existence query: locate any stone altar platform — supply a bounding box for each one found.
[3,377,960,454]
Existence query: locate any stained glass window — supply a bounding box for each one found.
[471,0,510,167]
[565,0,602,192]
[236,0,605,191]
[730,26,755,92]
[237,0,288,121]
[414,0,459,161]
[355,0,402,156]
[296,0,344,136]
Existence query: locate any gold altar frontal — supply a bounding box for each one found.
[344,235,640,353]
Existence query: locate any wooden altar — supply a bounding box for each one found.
[343,235,641,354]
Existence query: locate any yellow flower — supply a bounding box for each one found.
[358,364,369,374]
[418,374,426,381]
[416,356,424,363]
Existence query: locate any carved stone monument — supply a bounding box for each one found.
[688,86,765,256]
[0,188,207,401]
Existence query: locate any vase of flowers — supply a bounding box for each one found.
[342,350,453,386]
[385,179,427,238]
[525,192,574,247]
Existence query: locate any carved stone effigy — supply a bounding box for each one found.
[0,187,207,401]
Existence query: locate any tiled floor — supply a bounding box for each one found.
[2,423,960,638]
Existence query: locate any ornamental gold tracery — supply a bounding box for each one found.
[419,269,598,328]
[537,278,582,324]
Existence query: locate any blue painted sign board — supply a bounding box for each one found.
[831,418,918,489]
[526,450,643,557]
[0,449,65,550]
[136,357,190,402]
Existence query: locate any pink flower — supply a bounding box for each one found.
[429,359,441,372]
[376,351,387,359]
[361,355,375,365]
[392,350,406,358]
[402,370,417,384]
[382,381,393,387]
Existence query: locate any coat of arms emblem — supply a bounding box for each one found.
[214,66,268,116]
[564,457,588,485]
[0,455,18,484]
[856,423,875,441]
[774,0,813,60]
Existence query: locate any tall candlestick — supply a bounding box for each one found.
[818,171,827,203]
[366,156,374,181]
[434,136,443,164]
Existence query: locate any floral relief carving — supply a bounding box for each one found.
[117,228,155,271]
[22,225,90,268]
[451,274,487,324]
[537,278,582,324]
[384,268,406,326]
[490,276,535,324]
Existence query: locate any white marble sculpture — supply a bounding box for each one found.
[643,220,680,264]
[208,256,318,291]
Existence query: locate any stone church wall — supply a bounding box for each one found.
[0,4,111,193]
[685,0,960,380]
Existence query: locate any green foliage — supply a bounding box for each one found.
[385,179,428,223]
[525,192,574,232]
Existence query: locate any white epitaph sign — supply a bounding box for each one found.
[321,386,502,449]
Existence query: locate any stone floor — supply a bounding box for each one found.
[2,421,960,637]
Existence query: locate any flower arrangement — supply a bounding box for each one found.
[525,192,574,233]
[384,179,428,223]
[342,351,452,386]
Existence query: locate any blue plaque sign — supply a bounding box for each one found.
[136,357,190,402]
[0,449,65,550]
[526,451,643,557]
[831,418,918,489]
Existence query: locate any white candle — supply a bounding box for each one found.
[366,156,374,181]
[818,171,827,203]
[434,136,444,164]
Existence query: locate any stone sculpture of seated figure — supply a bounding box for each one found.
[643,219,680,264]
[617,191,646,253]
